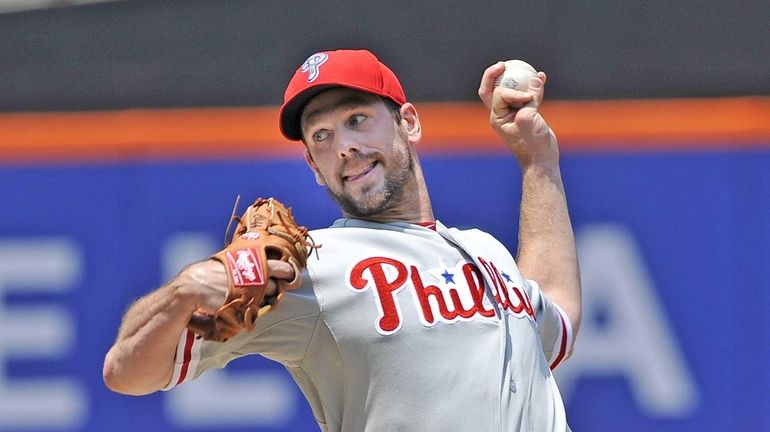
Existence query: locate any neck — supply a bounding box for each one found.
[343,196,434,224]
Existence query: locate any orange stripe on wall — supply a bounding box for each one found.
[421,97,770,151]
[1,97,769,163]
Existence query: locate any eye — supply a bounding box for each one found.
[313,130,330,143]
[349,114,367,127]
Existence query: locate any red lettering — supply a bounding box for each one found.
[462,263,496,318]
[410,266,457,322]
[349,257,408,333]
[510,286,535,319]
[448,288,478,319]
[477,257,535,320]
[478,257,513,310]
[349,255,532,334]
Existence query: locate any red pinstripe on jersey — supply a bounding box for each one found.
[549,312,569,371]
[547,302,576,372]
[176,329,196,385]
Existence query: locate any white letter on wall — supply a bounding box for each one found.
[555,224,699,416]
[0,238,87,429]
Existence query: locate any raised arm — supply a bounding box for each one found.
[478,62,582,337]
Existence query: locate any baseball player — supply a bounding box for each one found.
[104,49,581,432]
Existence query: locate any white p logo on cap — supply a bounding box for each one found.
[301,53,329,82]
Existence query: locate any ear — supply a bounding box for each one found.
[399,102,422,145]
[304,150,326,186]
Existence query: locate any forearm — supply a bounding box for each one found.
[516,157,582,333]
[103,282,195,395]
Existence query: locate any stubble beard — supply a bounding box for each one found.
[326,139,415,219]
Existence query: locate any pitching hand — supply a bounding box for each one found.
[478,62,558,165]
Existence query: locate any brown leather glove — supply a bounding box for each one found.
[188,197,316,342]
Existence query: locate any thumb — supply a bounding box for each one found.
[491,89,513,118]
[267,259,295,280]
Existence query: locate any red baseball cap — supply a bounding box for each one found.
[279,49,407,141]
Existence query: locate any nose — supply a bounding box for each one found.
[335,131,360,159]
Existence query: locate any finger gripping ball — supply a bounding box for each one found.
[495,60,537,91]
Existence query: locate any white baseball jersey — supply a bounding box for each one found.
[163,218,574,432]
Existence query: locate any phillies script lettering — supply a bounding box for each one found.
[347,256,535,335]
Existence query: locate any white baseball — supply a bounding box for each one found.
[495,59,537,91]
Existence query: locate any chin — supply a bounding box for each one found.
[330,162,411,218]
[336,188,390,218]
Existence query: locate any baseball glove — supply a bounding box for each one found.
[188,197,317,342]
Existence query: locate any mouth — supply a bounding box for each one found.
[342,161,378,183]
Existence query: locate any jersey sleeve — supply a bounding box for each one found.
[525,278,574,371]
[162,271,321,391]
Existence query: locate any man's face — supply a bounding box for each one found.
[300,88,415,218]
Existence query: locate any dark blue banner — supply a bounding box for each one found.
[1,149,768,431]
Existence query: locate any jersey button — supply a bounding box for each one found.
[510,379,517,393]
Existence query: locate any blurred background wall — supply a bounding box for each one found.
[1,1,769,431]
[1,0,770,111]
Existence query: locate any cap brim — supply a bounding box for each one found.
[280,82,406,141]
[279,85,337,141]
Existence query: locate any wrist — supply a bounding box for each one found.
[519,157,565,190]
[168,263,210,311]
[167,281,199,313]
[170,260,229,314]
[518,152,560,174]
[509,129,560,168]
